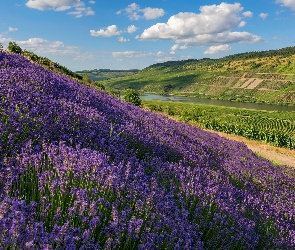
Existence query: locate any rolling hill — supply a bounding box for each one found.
[100,46,295,105]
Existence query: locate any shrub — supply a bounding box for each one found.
[123,88,142,106]
[8,41,22,54]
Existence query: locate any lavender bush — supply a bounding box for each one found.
[1,51,295,249]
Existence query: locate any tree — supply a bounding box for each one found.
[123,88,142,107]
[8,41,22,54]
[0,43,3,50]
[82,72,91,84]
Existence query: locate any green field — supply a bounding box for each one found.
[143,99,295,149]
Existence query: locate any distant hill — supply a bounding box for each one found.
[76,69,139,81]
[99,46,295,105]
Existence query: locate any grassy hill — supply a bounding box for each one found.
[100,46,295,105]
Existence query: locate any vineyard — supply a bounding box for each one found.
[143,100,295,149]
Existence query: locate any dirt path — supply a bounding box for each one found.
[211,131,295,167]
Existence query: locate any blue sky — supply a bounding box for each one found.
[1,0,295,71]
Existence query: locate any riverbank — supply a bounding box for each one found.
[140,94,295,112]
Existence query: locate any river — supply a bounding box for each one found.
[140,94,295,112]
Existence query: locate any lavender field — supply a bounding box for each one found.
[1,51,295,249]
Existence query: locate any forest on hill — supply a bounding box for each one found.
[100,46,295,105]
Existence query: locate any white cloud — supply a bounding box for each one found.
[157,51,165,56]
[90,25,121,37]
[68,7,94,18]
[127,25,138,33]
[137,2,263,48]
[26,0,83,11]
[176,32,263,46]
[142,7,165,20]
[171,44,188,52]
[112,51,154,58]
[118,3,164,20]
[0,35,95,62]
[8,27,18,32]
[118,37,130,42]
[242,11,253,18]
[204,44,231,55]
[238,21,247,27]
[259,13,268,20]
[25,0,94,17]
[0,36,11,48]
[276,0,295,11]
[17,38,76,54]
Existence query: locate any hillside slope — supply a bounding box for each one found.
[21,49,83,81]
[101,46,295,105]
[1,51,295,248]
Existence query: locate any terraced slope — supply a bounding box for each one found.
[101,46,295,105]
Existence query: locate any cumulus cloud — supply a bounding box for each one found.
[170,44,188,53]
[276,0,295,11]
[204,44,231,55]
[89,0,95,3]
[139,3,243,40]
[25,0,94,17]
[142,7,165,20]
[90,25,138,39]
[238,21,247,27]
[112,51,154,58]
[137,2,263,50]
[118,37,130,42]
[117,3,164,20]
[242,11,253,18]
[127,25,138,33]
[259,13,268,20]
[90,25,121,37]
